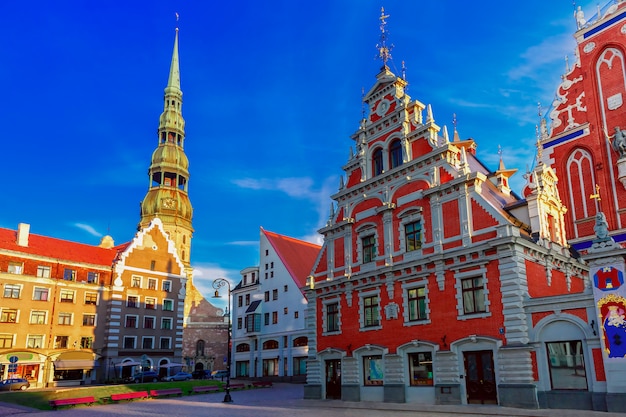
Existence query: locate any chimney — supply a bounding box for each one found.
[17,223,30,247]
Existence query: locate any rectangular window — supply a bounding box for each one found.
[63,268,76,281]
[125,315,138,328]
[409,352,433,386]
[160,338,171,349]
[284,307,288,315]
[363,355,383,385]
[362,235,376,263]
[3,284,21,299]
[461,277,486,314]
[327,302,339,332]
[0,309,18,323]
[163,299,174,311]
[161,317,173,330]
[264,312,270,326]
[272,311,278,324]
[245,294,250,305]
[363,295,379,327]
[150,260,156,271]
[33,287,49,301]
[262,358,279,376]
[37,265,51,278]
[162,280,172,292]
[294,311,299,319]
[144,316,155,329]
[58,312,72,325]
[82,314,96,326]
[273,289,278,300]
[408,287,427,321]
[131,275,141,288]
[547,341,587,390]
[237,317,242,329]
[87,271,99,284]
[265,291,270,302]
[54,335,69,349]
[123,337,136,349]
[0,334,13,348]
[127,296,139,308]
[142,337,154,349]
[84,292,98,305]
[30,310,46,324]
[8,262,23,274]
[293,357,307,376]
[80,337,93,349]
[246,314,261,332]
[405,221,422,251]
[59,289,74,303]
[147,278,157,290]
[27,335,44,348]
[145,297,156,310]
[284,285,288,292]
[238,295,243,307]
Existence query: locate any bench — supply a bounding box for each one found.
[110,391,149,402]
[189,385,221,394]
[150,388,183,398]
[49,396,95,410]
[251,381,273,388]
[227,383,246,390]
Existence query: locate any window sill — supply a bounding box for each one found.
[458,311,491,321]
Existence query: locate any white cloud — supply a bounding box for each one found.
[73,223,102,237]
[226,240,258,246]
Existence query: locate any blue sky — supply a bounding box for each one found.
[1,1,600,302]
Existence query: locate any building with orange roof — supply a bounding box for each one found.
[231,228,320,381]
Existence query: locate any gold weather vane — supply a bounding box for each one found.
[376,7,393,66]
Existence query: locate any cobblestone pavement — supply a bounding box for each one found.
[0,383,624,417]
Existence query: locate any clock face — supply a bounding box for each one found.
[162,198,176,209]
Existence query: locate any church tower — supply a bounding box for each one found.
[139,26,193,268]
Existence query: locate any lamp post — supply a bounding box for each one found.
[212,278,233,403]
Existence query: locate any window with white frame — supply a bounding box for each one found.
[123,336,136,349]
[362,235,376,263]
[455,269,490,319]
[82,313,96,326]
[398,208,424,255]
[63,268,76,281]
[80,337,93,349]
[323,299,340,334]
[26,334,44,348]
[84,292,97,305]
[58,312,72,325]
[389,139,403,169]
[162,280,172,292]
[142,337,154,349]
[161,317,173,330]
[147,278,157,290]
[87,271,99,284]
[163,299,174,311]
[160,337,171,349]
[131,275,142,288]
[0,334,13,348]
[372,147,383,176]
[30,310,46,324]
[54,335,68,349]
[356,224,378,266]
[144,316,155,329]
[59,289,74,303]
[125,315,138,328]
[8,262,23,274]
[127,295,139,308]
[407,286,427,322]
[145,297,156,310]
[33,287,49,301]
[0,309,18,323]
[37,265,51,278]
[363,295,380,328]
[3,284,21,299]
[408,352,433,386]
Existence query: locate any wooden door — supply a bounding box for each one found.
[464,350,497,404]
[325,359,341,400]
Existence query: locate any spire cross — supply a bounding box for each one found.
[175,12,180,30]
[376,7,393,66]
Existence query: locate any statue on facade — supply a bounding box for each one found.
[611,126,626,158]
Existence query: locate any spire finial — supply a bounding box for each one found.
[376,7,393,67]
[361,87,366,119]
[453,113,458,132]
[401,60,407,80]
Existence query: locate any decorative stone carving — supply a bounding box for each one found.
[384,302,399,320]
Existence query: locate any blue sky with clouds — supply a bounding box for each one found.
[1,1,600,301]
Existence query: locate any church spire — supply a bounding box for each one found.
[139,23,193,267]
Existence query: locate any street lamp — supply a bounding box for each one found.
[212,277,233,403]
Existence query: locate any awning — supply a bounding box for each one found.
[115,361,141,367]
[159,363,184,368]
[54,360,99,370]
[246,300,262,313]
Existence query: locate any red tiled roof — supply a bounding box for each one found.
[263,229,321,288]
[0,226,123,266]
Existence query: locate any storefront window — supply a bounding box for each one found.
[363,355,383,385]
[546,340,587,390]
[408,352,433,386]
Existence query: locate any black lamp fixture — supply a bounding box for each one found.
[212,278,233,403]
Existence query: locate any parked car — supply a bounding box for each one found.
[191,370,211,380]
[0,378,29,391]
[210,370,229,380]
[125,371,160,383]
[161,371,192,382]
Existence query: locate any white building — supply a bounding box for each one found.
[231,228,320,381]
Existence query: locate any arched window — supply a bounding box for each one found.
[236,343,250,352]
[196,340,205,357]
[390,140,403,169]
[262,340,279,350]
[293,336,308,347]
[566,148,596,238]
[372,148,383,176]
